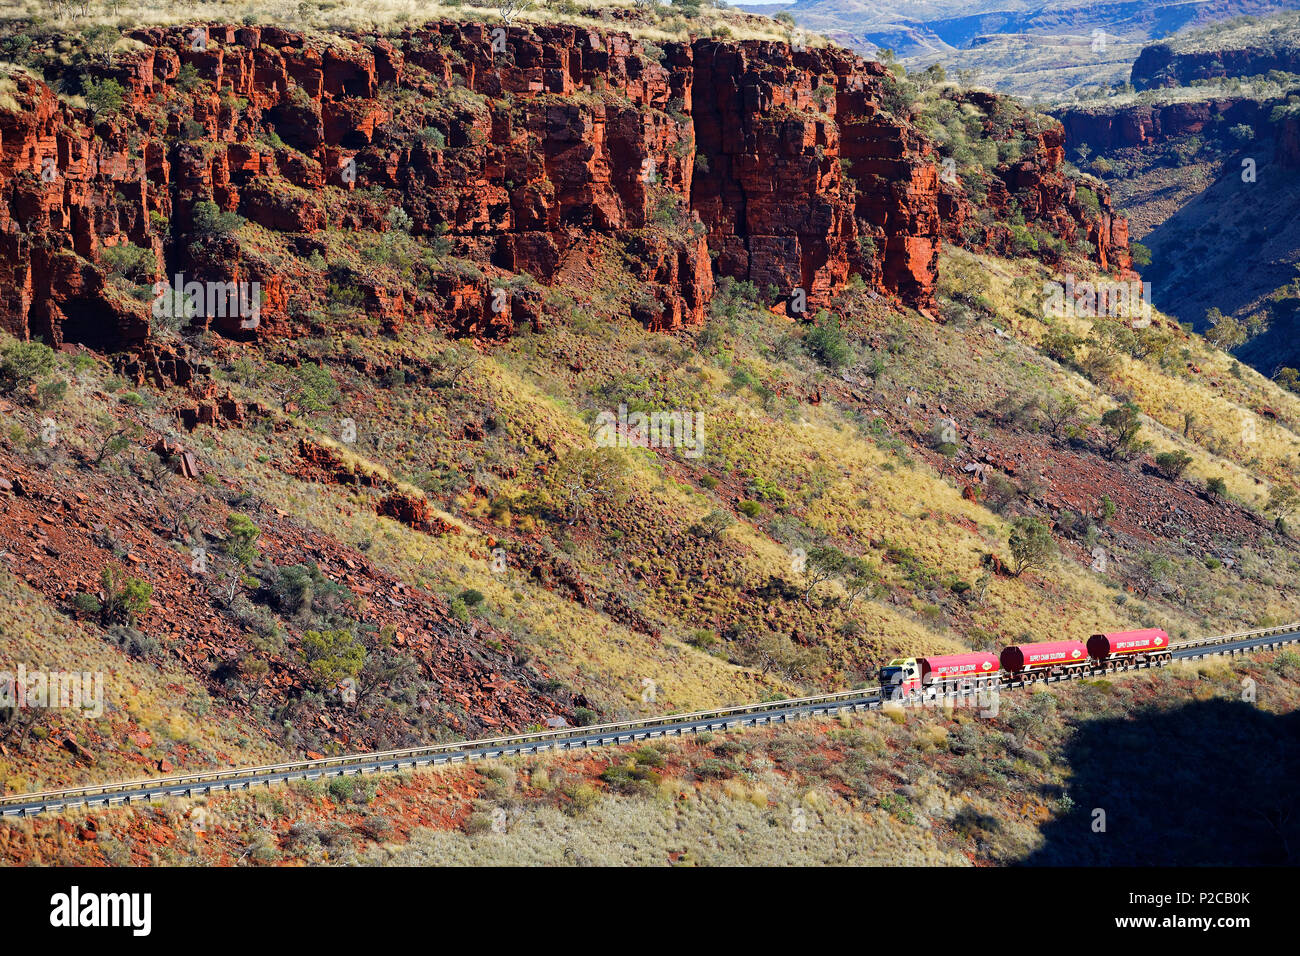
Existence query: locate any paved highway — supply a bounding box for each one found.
[2,626,1297,817]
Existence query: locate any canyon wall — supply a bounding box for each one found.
[1056,98,1264,151]
[1133,41,1300,90]
[0,22,1127,356]
[1056,95,1300,171]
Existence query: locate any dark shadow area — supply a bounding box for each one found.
[1141,145,1300,371]
[1022,698,1299,865]
[59,296,125,351]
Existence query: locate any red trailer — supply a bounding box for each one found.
[920,652,1000,684]
[879,652,998,698]
[999,640,1089,676]
[1086,628,1171,667]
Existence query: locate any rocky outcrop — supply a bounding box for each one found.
[1133,41,1300,90]
[942,92,1133,275]
[1056,98,1264,151]
[0,22,1128,354]
[691,41,939,309]
[1056,94,1300,172]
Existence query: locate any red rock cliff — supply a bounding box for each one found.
[0,23,1125,354]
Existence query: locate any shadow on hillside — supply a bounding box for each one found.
[1142,143,1300,320]
[1021,697,1299,865]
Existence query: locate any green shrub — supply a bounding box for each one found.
[191,199,245,237]
[1075,186,1102,218]
[689,509,734,540]
[81,77,124,114]
[70,592,103,618]
[1008,517,1055,576]
[107,624,160,659]
[223,513,261,568]
[417,127,446,148]
[1154,450,1192,479]
[0,339,55,396]
[101,242,157,283]
[37,376,66,407]
[100,565,153,625]
[802,311,852,369]
[264,562,356,625]
[301,628,366,688]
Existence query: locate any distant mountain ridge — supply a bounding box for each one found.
[781,0,1300,56]
[1053,11,1300,373]
[771,0,1300,99]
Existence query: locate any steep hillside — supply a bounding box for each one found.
[3,650,1295,865]
[1054,13,1300,372]
[2,7,1299,819]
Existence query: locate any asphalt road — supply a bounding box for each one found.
[2,629,1297,817]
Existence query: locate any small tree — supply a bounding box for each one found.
[82,77,124,115]
[549,447,630,525]
[802,545,846,606]
[690,509,734,541]
[191,199,245,237]
[497,0,534,26]
[100,565,153,625]
[1099,402,1146,460]
[1008,516,1055,577]
[0,680,50,753]
[1204,308,1247,350]
[431,346,479,389]
[92,423,137,465]
[1039,392,1082,439]
[1265,484,1300,534]
[1040,332,1081,369]
[841,556,880,613]
[740,631,826,681]
[1134,552,1175,598]
[223,513,261,568]
[1153,450,1192,480]
[1273,367,1300,394]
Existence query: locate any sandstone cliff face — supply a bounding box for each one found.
[0,22,1127,355]
[1056,98,1264,151]
[1056,95,1300,171]
[690,41,940,309]
[941,92,1132,276]
[1132,41,1300,90]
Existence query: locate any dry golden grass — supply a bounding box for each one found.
[2,0,800,44]
[951,246,1300,506]
[0,570,284,793]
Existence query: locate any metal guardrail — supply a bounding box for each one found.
[0,685,884,809]
[2,623,1297,815]
[1170,621,1300,651]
